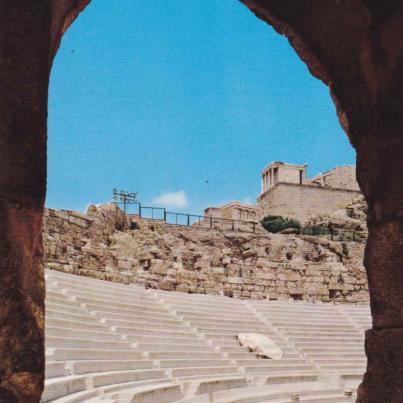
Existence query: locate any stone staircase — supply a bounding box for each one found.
[43,269,369,402]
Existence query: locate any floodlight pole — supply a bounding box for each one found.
[112,189,138,216]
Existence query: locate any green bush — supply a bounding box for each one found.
[260,215,301,234]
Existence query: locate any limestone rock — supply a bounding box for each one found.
[308,196,367,232]
[280,227,300,234]
[238,333,283,359]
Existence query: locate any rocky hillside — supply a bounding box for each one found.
[308,195,367,231]
[43,204,368,303]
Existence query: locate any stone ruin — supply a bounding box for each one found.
[40,201,371,402]
[43,202,368,303]
[258,162,361,224]
[2,1,403,401]
[204,201,258,223]
[206,161,361,225]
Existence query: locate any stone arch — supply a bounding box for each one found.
[1,1,402,401]
[241,2,403,401]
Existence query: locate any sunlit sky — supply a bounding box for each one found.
[47,0,356,214]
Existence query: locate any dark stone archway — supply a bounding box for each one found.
[0,1,89,401]
[240,2,403,401]
[0,0,402,401]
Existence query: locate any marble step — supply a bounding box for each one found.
[68,359,155,375]
[107,382,183,403]
[46,348,144,361]
[46,336,133,350]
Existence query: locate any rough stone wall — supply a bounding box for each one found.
[311,165,360,191]
[43,204,126,274]
[43,205,368,303]
[258,183,361,223]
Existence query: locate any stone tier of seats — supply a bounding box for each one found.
[43,270,369,402]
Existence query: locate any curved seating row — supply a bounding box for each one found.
[43,269,368,402]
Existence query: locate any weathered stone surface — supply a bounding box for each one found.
[308,196,367,232]
[238,333,283,359]
[240,1,403,399]
[0,200,45,402]
[357,328,403,402]
[0,2,91,401]
[1,3,48,401]
[43,205,369,303]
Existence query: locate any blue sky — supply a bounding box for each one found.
[47,0,356,214]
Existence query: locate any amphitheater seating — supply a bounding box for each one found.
[43,269,369,402]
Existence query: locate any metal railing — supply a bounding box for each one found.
[132,205,258,233]
[125,204,367,241]
[299,226,367,242]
